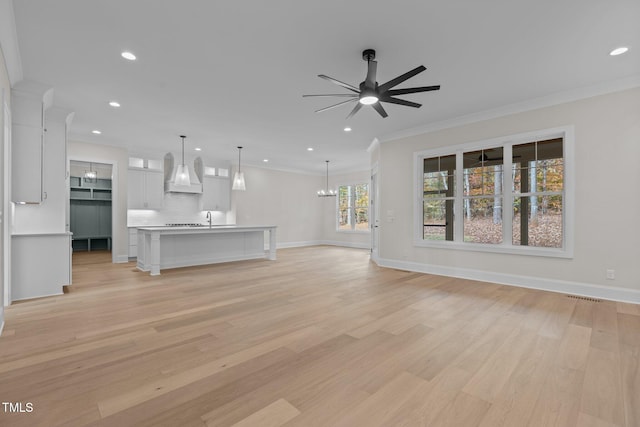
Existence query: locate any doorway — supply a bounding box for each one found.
[370,164,379,261]
[2,92,10,307]
[69,161,113,253]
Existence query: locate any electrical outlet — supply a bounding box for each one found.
[606,269,615,280]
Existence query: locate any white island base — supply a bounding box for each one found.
[136,225,276,275]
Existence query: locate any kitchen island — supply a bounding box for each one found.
[136,225,276,275]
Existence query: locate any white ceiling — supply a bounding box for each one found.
[11,0,640,174]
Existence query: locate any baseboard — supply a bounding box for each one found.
[320,240,370,249]
[375,257,640,304]
[269,240,370,250]
[275,240,323,249]
[114,254,129,263]
[11,291,65,302]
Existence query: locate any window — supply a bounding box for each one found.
[512,138,564,248]
[423,155,455,241]
[338,183,369,231]
[462,147,504,244]
[415,127,573,257]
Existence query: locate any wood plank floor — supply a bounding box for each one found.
[0,246,638,427]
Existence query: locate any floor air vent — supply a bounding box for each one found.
[566,295,602,303]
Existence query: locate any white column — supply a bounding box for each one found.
[268,228,277,260]
[150,232,161,275]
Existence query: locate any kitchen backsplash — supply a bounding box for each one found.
[127,192,232,226]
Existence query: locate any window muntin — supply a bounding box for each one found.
[423,155,455,241]
[338,184,369,231]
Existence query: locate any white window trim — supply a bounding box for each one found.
[336,182,371,233]
[413,125,574,258]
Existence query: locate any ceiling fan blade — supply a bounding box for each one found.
[381,97,421,108]
[364,60,377,90]
[386,85,440,96]
[303,94,359,98]
[315,98,358,113]
[346,102,363,119]
[378,65,427,92]
[372,102,388,118]
[318,75,360,93]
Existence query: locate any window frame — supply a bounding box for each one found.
[336,182,371,233]
[413,126,574,258]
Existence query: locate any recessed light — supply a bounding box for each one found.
[194,147,202,151]
[307,147,314,151]
[109,101,121,107]
[344,127,352,132]
[92,130,102,135]
[609,47,629,56]
[121,51,137,61]
[263,159,269,163]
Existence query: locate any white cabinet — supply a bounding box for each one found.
[202,175,230,211]
[128,168,163,209]
[11,233,71,301]
[128,228,137,258]
[11,82,53,204]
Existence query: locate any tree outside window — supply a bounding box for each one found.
[338,184,369,231]
[418,133,566,254]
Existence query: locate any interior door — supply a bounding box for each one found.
[2,92,11,306]
[370,166,379,260]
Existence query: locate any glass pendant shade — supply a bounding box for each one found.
[232,171,246,191]
[174,164,191,186]
[232,146,246,191]
[175,135,191,186]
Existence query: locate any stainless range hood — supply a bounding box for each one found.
[164,152,203,193]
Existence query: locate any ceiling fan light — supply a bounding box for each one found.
[359,95,379,105]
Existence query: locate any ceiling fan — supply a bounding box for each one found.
[303,49,440,119]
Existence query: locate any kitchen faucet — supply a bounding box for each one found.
[206,211,212,228]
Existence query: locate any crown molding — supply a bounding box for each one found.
[379,74,640,144]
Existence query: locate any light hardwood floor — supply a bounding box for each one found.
[0,246,638,426]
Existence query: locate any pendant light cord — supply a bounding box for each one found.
[326,160,329,191]
[180,135,186,166]
[237,146,243,172]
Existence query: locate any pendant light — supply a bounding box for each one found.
[317,160,336,197]
[174,135,191,186]
[232,146,246,191]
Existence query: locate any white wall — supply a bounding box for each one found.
[68,140,129,263]
[322,169,371,249]
[377,88,640,300]
[233,165,324,247]
[0,44,11,329]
